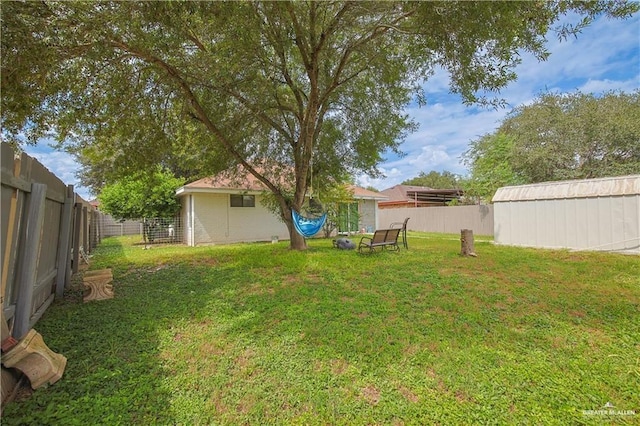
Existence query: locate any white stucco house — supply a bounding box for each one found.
[176,171,387,246]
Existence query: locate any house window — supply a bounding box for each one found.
[230,194,255,207]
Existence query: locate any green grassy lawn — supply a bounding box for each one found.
[3,233,639,425]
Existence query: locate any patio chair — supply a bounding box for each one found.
[390,217,409,249]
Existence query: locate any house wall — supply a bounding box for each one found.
[358,199,379,232]
[494,195,640,253]
[188,193,289,245]
[181,196,192,246]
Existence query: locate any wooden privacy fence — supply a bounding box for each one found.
[378,204,494,237]
[1,143,103,341]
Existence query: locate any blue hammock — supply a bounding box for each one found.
[292,209,327,238]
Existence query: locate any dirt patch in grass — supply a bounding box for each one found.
[282,274,303,285]
[241,282,276,296]
[198,341,226,358]
[398,386,419,403]
[190,257,220,267]
[330,359,350,375]
[210,391,229,416]
[454,389,475,403]
[236,393,257,414]
[361,384,381,405]
[235,348,255,368]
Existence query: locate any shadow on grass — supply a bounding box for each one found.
[1,237,225,425]
[2,237,411,423]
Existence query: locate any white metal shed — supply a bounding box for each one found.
[492,175,640,254]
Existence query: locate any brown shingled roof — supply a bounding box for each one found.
[184,173,267,192]
[177,168,387,200]
[348,185,388,200]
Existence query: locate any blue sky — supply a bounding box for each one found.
[23,13,640,200]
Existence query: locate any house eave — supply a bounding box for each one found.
[177,186,388,201]
[355,195,388,201]
[176,187,265,197]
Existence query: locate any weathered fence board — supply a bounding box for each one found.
[1,143,99,342]
[55,187,74,298]
[12,183,47,340]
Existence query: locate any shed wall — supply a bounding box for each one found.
[494,195,639,253]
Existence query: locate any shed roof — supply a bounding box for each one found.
[492,175,640,202]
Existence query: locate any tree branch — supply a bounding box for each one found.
[284,2,312,73]
[108,39,283,197]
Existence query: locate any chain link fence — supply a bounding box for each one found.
[98,215,183,245]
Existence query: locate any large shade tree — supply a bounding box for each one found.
[462,132,526,203]
[2,1,637,249]
[503,90,640,182]
[463,90,640,202]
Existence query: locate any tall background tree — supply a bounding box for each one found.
[2,1,637,249]
[402,171,461,189]
[99,168,184,220]
[99,168,185,243]
[463,90,640,202]
[462,132,526,203]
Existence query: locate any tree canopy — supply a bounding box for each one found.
[98,168,185,220]
[462,132,526,203]
[463,90,640,202]
[402,170,461,189]
[2,0,637,249]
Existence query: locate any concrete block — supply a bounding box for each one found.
[83,269,113,278]
[1,329,67,389]
[83,269,114,302]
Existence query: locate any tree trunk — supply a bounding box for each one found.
[460,229,477,257]
[289,226,308,250]
[282,206,308,250]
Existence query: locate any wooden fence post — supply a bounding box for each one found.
[13,183,47,340]
[1,149,22,312]
[72,203,82,274]
[94,212,100,245]
[82,206,88,253]
[55,185,74,299]
[65,194,76,286]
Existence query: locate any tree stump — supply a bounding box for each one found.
[461,229,477,257]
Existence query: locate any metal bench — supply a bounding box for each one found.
[357,228,401,253]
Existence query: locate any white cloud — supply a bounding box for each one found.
[579,78,640,94]
[356,166,404,189]
[407,145,450,169]
[422,67,451,94]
